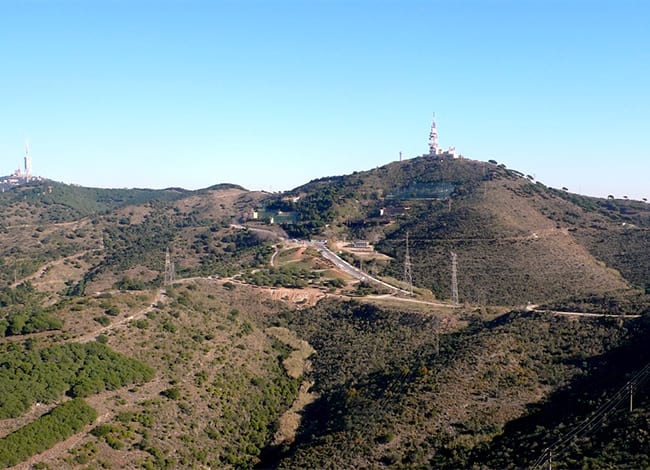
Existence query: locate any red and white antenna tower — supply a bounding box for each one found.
[429,113,439,155]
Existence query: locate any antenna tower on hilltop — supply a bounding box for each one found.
[404,231,413,295]
[429,113,439,155]
[164,248,175,286]
[24,139,32,178]
[450,251,459,304]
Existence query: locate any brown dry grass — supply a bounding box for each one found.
[265,326,316,379]
[272,380,317,446]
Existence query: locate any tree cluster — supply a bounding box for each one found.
[0,284,62,337]
[0,341,154,419]
[0,398,97,468]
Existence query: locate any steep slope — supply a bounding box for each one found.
[273,301,646,469]
[378,176,629,305]
[0,281,311,469]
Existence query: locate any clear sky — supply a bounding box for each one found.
[1,0,648,199]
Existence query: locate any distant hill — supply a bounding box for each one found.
[0,180,189,224]
[0,180,268,290]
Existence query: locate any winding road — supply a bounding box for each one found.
[229,223,412,295]
[308,241,412,295]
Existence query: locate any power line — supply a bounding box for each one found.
[532,359,650,469]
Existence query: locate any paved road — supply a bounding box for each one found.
[230,224,412,295]
[308,241,412,295]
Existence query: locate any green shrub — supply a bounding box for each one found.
[161,387,181,400]
[94,316,110,326]
[104,305,120,316]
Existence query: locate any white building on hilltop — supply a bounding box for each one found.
[0,140,42,191]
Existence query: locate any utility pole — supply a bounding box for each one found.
[450,251,459,304]
[404,232,413,296]
[164,248,175,286]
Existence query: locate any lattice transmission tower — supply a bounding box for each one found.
[164,248,175,286]
[404,232,413,295]
[450,251,459,304]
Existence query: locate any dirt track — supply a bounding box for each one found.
[75,288,166,343]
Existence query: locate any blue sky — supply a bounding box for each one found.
[1,0,648,199]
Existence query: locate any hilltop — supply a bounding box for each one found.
[260,155,649,305]
[0,155,649,469]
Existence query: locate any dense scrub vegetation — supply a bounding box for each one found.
[0,341,153,418]
[0,398,97,468]
[542,291,650,315]
[0,284,62,336]
[272,300,643,468]
[96,206,179,274]
[72,209,273,293]
[466,315,650,469]
[271,177,354,237]
[191,228,274,277]
[53,283,303,469]
[2,156,650,468]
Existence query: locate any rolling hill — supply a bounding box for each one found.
[0,154,649,469]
